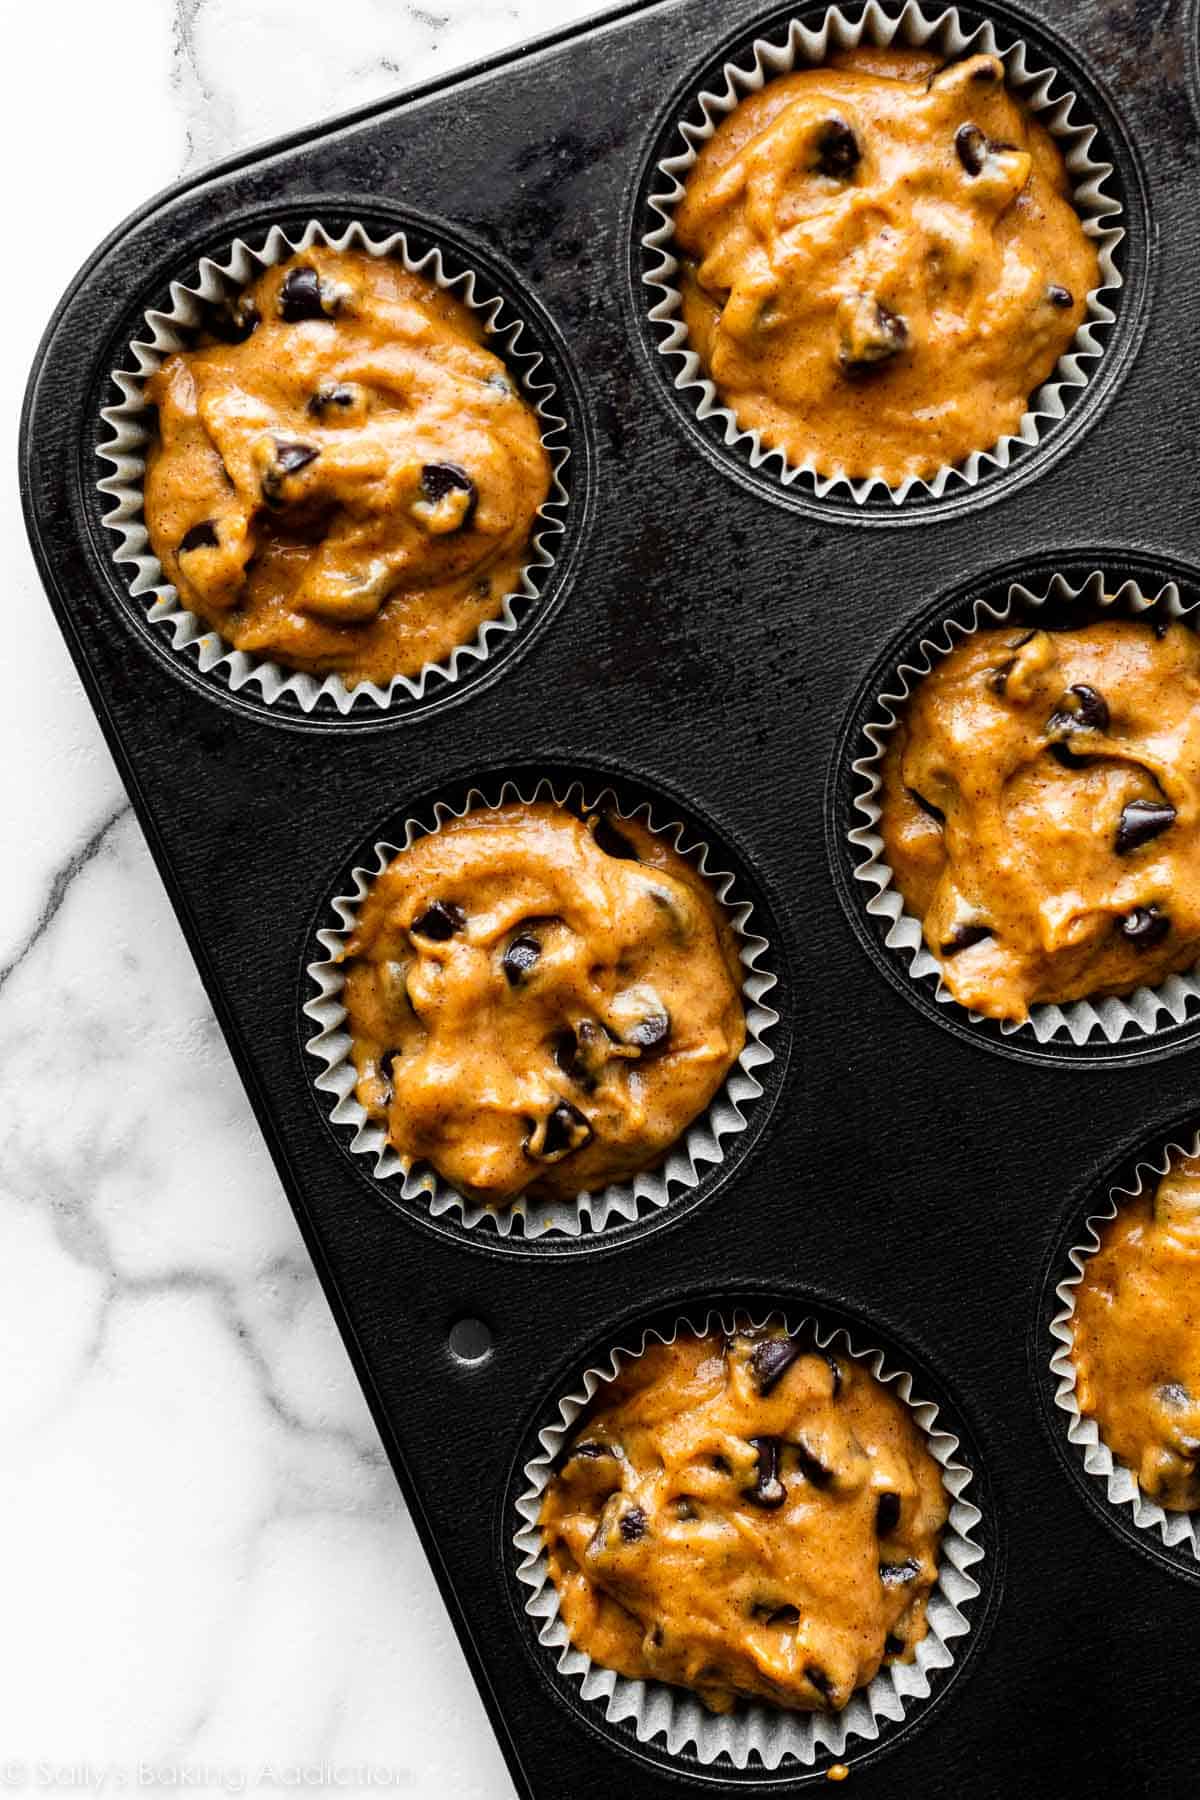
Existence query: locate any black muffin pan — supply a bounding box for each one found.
[18,0,1200,1792]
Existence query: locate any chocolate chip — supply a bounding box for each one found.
[880,1558,922,1586]
[308,380,361,414]
[1068,685,1110,732]
[208,296,259,343]
[411,900,466,941]
[908,788,945,825]
[379,1048,400,1084]
[825,1354,843,1398]
[816,116,860,178]
[744,1437,786,1509]
[1048,284,1074,308]
[1160,1382,1190,1409]
[750,1336,802,1396]
[420,462,476,516]
[955,121,989,176]
[502,934,541,984]
[1116,799,1176,855]
[625,1009,670,1056]
[1153,616,1172,640]
[989,659,1017,696]
[940,923,993,957]
[279,265,336,323]
[884,1633,906,1657]
[619,1506,646,1543]
[759,1603,801,1628]
[1011,630,1037,648]
[572,1441,617,1461]
[1120,904,1170,948]
[876,1492,902,1535]
[841,299,909,375]
[178,520,219,554]
[1048,738,1097,770]
[539,1100,592,1160]
[793,1440,832,1490]
[261,439,319,506]
[590,814,639,860]
[805,1665,833,1703]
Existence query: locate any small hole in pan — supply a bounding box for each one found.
[448,1317,494,1365]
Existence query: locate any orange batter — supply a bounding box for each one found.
[880,620,1200,1022]
[540,1330,948,1713]
[143,248,552,686]
[674,49,1099,482]
[1072,1154,1200,1511]
[341,803,746,1206]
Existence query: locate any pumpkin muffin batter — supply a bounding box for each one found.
[341,803,746,1206]
[1072,1155,1200,1511]
[539,1329,948,1713]
[143,248,552,686]
[880,619,1200,1022]
[674,48,1100,483]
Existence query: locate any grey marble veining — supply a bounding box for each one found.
[4,1,608,1791]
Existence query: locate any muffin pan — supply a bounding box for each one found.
[18,0,1200,1792]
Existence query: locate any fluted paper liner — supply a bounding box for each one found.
[642,1,1124,505]
[513,1307,984,1771]
[97,220,570,714]
[303,778,778,1238]
[1050,1133,1200,1561]
[849,569,1200,1046]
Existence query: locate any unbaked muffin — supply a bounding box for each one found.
[143,247,552,686]
[1072,1154,1200,1511]
[341,802,746,1206]
[674,48,1100,483]
[539,1329,948,1713]
[879,619,1200,1022]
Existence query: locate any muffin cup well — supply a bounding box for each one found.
[1049,1133,1200,1563]
[641,0,1125,507]
[97,219,571,715]
[849,569,1200,1048]
[512,1306,984,1772]
[302,777,778,1240]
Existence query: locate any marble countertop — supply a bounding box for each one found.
[4,3,609,1793]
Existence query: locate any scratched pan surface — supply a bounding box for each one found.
[18,0,1200,1792]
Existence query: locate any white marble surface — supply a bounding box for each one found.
[3,3,610,1793]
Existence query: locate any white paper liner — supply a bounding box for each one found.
[1050,1134,1200,1561]
[849,568,1200,1046]
[302,778,778,1238]
[513,1306,984,1771]
[96,219,570,714]
[641,1,1125,506]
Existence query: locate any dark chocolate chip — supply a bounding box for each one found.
[208,296,259,343]
[989,658,1016,696]
[841,300,909,375]
[540,1099,593,1160]
[1048,737,1097,770]
[806,1664,834,1703]
[884,1633,906,1657]
[1159,1382,1190,1410]
[940,923,993,957]
[553,1027,586,1085]
[502,934,541,984]
[1154,616,1171,640]
[178,520,219,554]
[908,788,945,826]
[379,1048,400,1084]
[761,1604,801,1628]
[880,1558,922,1586]
[816,116,860,178]
[825,1354,843,1398]
[1047,284,1074,308]
[619,1506,647,1543]
[744,1436,786,1509]
[750,1336,802,1396]
[793,1440,832,1490]
[625,1009,671,1056]
[1068,685,1110,732]
[955,121,991,175]
[591,814,640,861]
[571,1440,617,1461]
[262,439,319,506]
[1116,799,1176,855]
[420,461,476,508]
[279,265,334,323]
[876,1492,902,1536]
[711,1454,732,1475]
[1119,904,1170,948]
[1011,630,1037,649]
[411,900,466,941]
[308,380,361,414]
